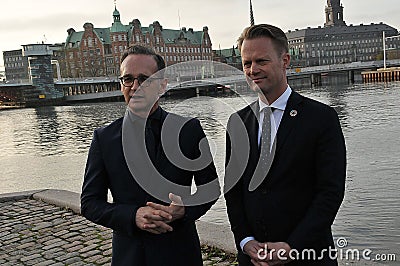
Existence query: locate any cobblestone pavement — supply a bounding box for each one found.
[0,198,236,266]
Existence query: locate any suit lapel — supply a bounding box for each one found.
[275,91,303,153]
[248,101,261,155]
[155,108,170,172]
[243,101,261,168]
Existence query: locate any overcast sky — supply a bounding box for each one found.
[1,0,399,68]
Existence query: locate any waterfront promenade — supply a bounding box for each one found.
[0,189,383,265]
[0,189,236,266]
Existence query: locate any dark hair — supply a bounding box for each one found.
[237,24,288,55]
[120,45,165,72]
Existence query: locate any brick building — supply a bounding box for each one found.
[212,46,242,70]
[64,6,213,78]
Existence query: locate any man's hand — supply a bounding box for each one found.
[146,193,185,223]
[243,240,269,266]
[244,240,291,266]
[135,206,173,234]
[263,242,292,266]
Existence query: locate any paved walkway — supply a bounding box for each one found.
[1,197,113,265]
[0,190,384,265]
[0,191,235,266]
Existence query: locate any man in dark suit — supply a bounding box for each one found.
[224,24,346,266]
[81,45,219,265]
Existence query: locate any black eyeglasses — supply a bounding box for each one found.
[119,74,162,88]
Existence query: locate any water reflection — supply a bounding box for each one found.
[34,107,61,155]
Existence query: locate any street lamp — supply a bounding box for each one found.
[383,31,387,69]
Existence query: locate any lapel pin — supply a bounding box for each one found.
[290,110,298,117]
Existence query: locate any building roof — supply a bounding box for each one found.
[94,28,112,43]
[3,49,23,55]
[215,47,240,57]
[113,7,120,17]
[214,46,241,63]
[66,31,83,48]
[286,22,399,39]
[66,23,206,47]
[65,6,207,48]
[161,28,204,44]
[110,21,128,33]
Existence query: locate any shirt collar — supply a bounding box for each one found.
[258,86,292,113]
[148,106,162,120]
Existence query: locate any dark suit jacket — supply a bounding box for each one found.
[224,91,346,266]
[81,107,219,266]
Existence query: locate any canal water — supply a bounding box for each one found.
[1,81,399,260]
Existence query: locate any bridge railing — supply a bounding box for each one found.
[1,79,32,85]
[55,76,119,84]
[286,59,400,76]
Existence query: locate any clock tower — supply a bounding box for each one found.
[324,0,346,27]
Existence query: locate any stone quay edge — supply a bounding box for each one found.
[0,189,382,265]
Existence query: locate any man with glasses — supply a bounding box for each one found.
[81,45,219,265]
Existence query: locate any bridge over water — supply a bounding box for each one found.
[1,59,399,107]
[57,59,400,101]
[287,59,400,85]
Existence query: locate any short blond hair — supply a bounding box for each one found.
[238,24,288,56]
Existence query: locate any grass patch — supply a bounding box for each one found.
[201,244,238,265]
